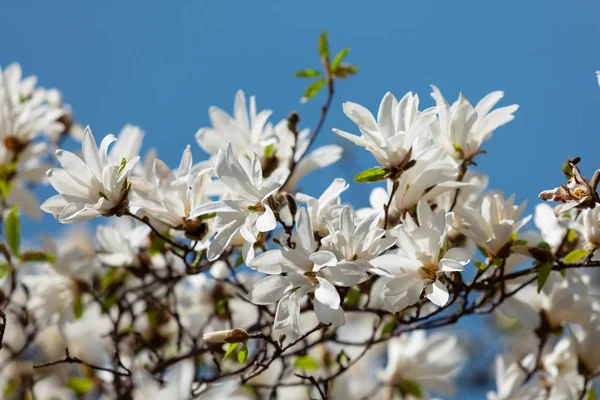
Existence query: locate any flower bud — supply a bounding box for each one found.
[203,328,249,344]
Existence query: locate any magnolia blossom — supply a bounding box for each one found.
[130,145,213,239]
[487,355,542,400]
[0,63,65,142]
[499,271,593,331]
[332,91,436,170]
[458,192,530,257]
[0,140,50,219]
[196,90,272,159]
[574,320,600,376]
[295,178,348,237]
[248,208,371,332]
[268,120,343,190]
[534,203,571,251]
[429,85,518,160]
[539,160,599,216]
[188,144,281,261]
[41,126,139,223]
[96,218,151,267]
[371,201,470,311]
[378,331,464,399]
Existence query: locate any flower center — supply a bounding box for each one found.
[419,264,439,281]
[572,187,587,199]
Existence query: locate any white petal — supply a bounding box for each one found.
[314,277,340,309]
[248,275,291,305]
[256,205,276,232]
[426,280,450,307]
[313,298,345,327]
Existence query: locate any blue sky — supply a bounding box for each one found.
[3,1,600,397]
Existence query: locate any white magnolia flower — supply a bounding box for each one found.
[430,85,518,160]
[487,355,543,400]
[295,178,348,237]
[539,160,598,216]
[0,140,50,219]
[574,320,600,376]
[133,360,194,400]
[534,203,571,251]
[378,331,464,399]
[41,126,139,223]
[386,158,468,217]
[458,192,531,257]
[332,92,436,170]
[578,207,600,249]
[189,144,281,262]
[264,120,343,191]
[320,206,396,271]
[371,201,470,311]
[0,63,65,142]
[248,208,371,333]
[500,271,593,331]
[542,336,583,398]
[195,90,272,159]
[108,124,144,163]
[96,218,151,267]
[130,145,213,239]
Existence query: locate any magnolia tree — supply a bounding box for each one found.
[0,32,599,400]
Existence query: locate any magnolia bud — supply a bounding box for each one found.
[203,328,249,344]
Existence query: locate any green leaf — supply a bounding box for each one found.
[537,262,553,293]
[331,47,350,72]
[73,295,84,319]
[223,342,239,360]
[3,380,16,396]
[0,263,8,279]
[586,386,597,400]
[237,341,249,364]
[473,259,486,270]
[67,377,94,395]
[333,64,359,78]
[344,286,361,307]
[318,31,329,60]
[400,380,423,398]
[5,207,19,255]
[537,241,551,249]
[354,167,389,183]
[19,250,56,263]
[295,69,322,78]
[452,144,463,154]
[563,249,589,264]
[381,320,396,336]
[294,355,320,371]
[562,161,573,178]
[0,180,11,198]
[301,79,326,103]
[567,229,577,243]
[264,144,275,158]
[512,239,528,246]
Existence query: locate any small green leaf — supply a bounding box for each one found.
[473,259,486,270]
[295,69,322,78]
[381,320,396,336]
[19,250,56,263]
[301,79,326,103]
[237,341,248,364]
[562,161,573,178]
[0,263,9,279]
[344,286,361,307]
[560,268,567,278]
[318,31,329,60]
[354,167,389,183]
[333,64,359,78]
[73,295,84,319]
[5,207,19,255]
[513,239,528,246]
[331,47,350,71]
[400,380,423,398]
[67,377,94,395]
[567,229,577,243]
[452,144,463,154]
[537,241,551,249]
[3,380,16,396]
[223,342,239,360]
[586,386,597,400]
[294,355,320,371]
[537,262,553,293]
[0,180,11,198]
[563,249,589,264]
[264,143,275,158]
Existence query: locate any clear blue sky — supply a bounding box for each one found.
[3,1,600,397]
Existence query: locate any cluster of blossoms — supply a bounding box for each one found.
[0,41,600,400]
